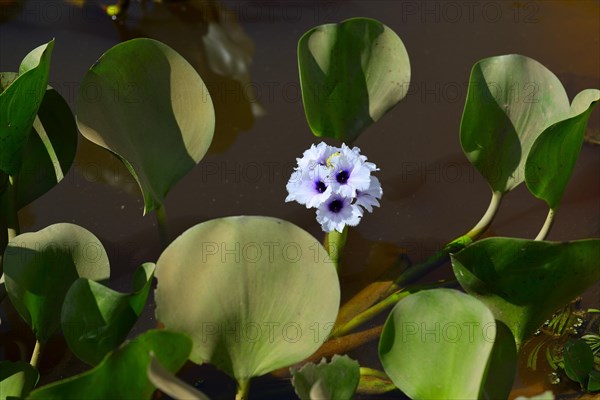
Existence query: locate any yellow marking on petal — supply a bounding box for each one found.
[326,152,340,168]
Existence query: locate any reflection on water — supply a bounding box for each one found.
[70,0,263,195]
[113,0,262,153]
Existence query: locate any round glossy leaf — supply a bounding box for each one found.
[379,289,496,399]
[291,355,360,400]
[28,330,192,400]
[0,361,39,400]
[155,216,340,382]
[298,17,410,143]
[3,223,110,342]
[460,54,571,193]
[451,238,600,348]
[76,38,215,214]
[61,263,155,365]
[525,89,600,209]
[0,40,54,175]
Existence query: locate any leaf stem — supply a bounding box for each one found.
[235,378,250,400]
[359,367,389,380]
[6,175,20,241]
[334,191,503,336]
[30,340,43,368]
[331,280,457,338]
[323,226,348,272]
[535,208,555,241]
[357,367,396,395]
[464,191,503,239]
[389,190,503,293]
[155,204,169,250]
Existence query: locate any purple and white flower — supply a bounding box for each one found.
[285,164,332,208]
[355,176,383,213]
[327,150,371,198]
[316,194,363,233]
[286,142,383,232]
[296,142,340,171]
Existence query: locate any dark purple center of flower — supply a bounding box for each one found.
[315,180,327,193]
[336,170,349,184]
[328,199,343,213]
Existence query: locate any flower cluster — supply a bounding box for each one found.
[286,142,383,233]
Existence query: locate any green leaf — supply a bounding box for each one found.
[481,321,517,399]
[147,352,211,400]
[525,89,600,209]
[451,237,600,348]
[0,40,54,175]
[588,370,600,392]
[298,17,410,143]
[460,54,572,193]
[155,216,340,385]
[379,288,496,399]
[61,263,155,365]
[1,77,78,208]
[291,355,360,400]
[76,38,215,214]
[0,361,39,400]
[3,223,110,342]
[563,339,594,385]
[28,330,192,400]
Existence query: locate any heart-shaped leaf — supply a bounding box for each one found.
[28,330,192,400]
[76,38,215,214]
[298,17,410,143]
[0,40,54,175]
[460,54,572,193]
[379,289,496,399]
[0,74,77,209]
[291,355,360,400]
[0,361,39,400]
[155,216,340,386]
[525,89,600,209]
[3,223,110,342]
[563,339,594,386]
[61,263,155,365]
[451,237,600,348]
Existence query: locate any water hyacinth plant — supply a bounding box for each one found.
[0,12,598,400]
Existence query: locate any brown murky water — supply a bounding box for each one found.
[1,1,598,398]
